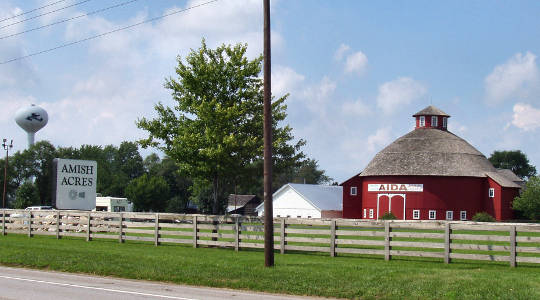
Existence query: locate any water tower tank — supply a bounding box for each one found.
[15,104,48,147]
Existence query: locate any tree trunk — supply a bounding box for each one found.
[212,175,219,214]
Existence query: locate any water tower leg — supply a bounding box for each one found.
[27,133,35,147]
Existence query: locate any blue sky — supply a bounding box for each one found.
[1,0,539,183]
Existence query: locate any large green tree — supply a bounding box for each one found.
[125,174,170,212]
[489,150,536,180]
[137,40,304,214]
[513,176,540,220]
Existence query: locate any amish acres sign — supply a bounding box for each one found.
[368,183,423,192]
[52,158,97,210]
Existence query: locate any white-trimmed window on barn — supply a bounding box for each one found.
[350,186,357,196]
[363,208,367,218]
[413,210,420,220]
[369,209,374,219]
[419,116,425,127]
[489,188,495,198]
[431,116,438,127]
[429,210,436,220]
[442,117,447,128]
[446,210,453,220]
[460,211,467,220]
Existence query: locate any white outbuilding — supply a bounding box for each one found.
[256,183,343,218]
[94,196,133,212]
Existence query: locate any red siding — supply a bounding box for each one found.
[342,176,363,218]
[485,177,520,221]
[342,175,517,221]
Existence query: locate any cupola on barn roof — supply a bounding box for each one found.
[361,105,498,178]
[412,105,450,117]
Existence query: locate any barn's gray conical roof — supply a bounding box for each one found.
[360,128,497,177]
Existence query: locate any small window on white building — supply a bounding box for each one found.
[277,215,281,217]
[307,216,311,219]
[363,208,367,218]
[413,210,420,220]
[369,209,374,219]
[442,117,447,128]
[429,210,436,220]
[419,116,425,127]
[287,215,291,218]
[446,211,453,220]
[460,211,467,220]
[431,116,438,127]
[489,188,495,198]
[350,186,357,196]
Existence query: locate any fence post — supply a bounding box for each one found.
[27,211,32,237]
[280,218,286,254]
[510,225,516,267]
[2,209,5,236]
[154,213,160,246]
[56,210,61,239]
[330,219,336,257]
[193,215,198,248]
[86,212,92,242]
[234,217,239,252]
[118,212,123,243]
[444,223,451,264]
[384,221,391,261]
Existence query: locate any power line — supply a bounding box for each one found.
[0,0,93,31]
[0,0,68,23]
[0,0,219,65]
[0,0,140,40]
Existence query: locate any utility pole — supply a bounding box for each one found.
[2,139,13,209]
[263,0,274,267]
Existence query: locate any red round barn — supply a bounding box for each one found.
[341,105,523,221]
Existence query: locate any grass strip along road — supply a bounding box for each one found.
[0,234,538,299]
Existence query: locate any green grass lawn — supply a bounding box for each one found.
[0,233,539,299]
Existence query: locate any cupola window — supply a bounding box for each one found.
[442,117,447,128]
[431,116,438,127]
[419,116,425,127]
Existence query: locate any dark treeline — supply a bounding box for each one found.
[1,140,331,213]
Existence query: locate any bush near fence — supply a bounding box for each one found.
[1,209,539,268]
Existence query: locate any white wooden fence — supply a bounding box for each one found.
[1,209,539,267]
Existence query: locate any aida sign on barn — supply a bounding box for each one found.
[367,184,423,192]
[52,158,97,210]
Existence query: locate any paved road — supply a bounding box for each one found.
[0,266,321,300]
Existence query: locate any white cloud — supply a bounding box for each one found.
[511,103,540,131]
[271,65,305,96]
[376,77,427,114]
[339,127,390,170]
[344,51,368,75]
[448,122,468,135]
[301,76,337,114]
[342,98,371,116]
[334,43,350,61]
[367,127,392,152]
[485,52,540,104]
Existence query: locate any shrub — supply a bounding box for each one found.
[472,212,495,222]
[512,176,540,220]
[380,212,397,220]
[13,181,40,209]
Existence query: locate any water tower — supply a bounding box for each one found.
[15,104,48,147]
